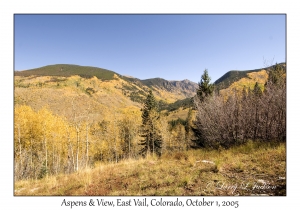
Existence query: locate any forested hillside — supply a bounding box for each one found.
[14,63,286,196]
[214,62,286,91]
[14,64,118,80]
[14,65,197,180]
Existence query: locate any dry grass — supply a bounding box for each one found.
[14,141,286,196]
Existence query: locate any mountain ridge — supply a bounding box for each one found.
[14,62,286,115]
[214,62,286,90]
[14,62,286,129]
[15,64,198,100]
[15,64,197,83]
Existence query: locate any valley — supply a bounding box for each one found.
[14,63,286,196]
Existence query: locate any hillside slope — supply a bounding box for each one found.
[15,64,198,104]
[14,75,195,122]
[14,75,143,122]
[14,63,286,120]
[14,64,118,80]
[214,62,286,91]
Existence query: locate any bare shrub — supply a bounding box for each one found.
[193,67,286,148]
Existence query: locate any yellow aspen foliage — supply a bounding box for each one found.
[14,105,71,179]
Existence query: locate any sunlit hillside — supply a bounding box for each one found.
[214,62,286,91]
[15,75,142,122]
[15,72,197,122]
[219,69,269,97]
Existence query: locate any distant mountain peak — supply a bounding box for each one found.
[169,79,190,82]
[123,75,136,79]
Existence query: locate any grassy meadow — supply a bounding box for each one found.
[15,141,286,196]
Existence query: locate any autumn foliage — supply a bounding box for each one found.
[14,63,286,183]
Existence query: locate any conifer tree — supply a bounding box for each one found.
[192,69,214,148]
[253,82,263,97]
[197,69,214,102]
[139,90,162,157]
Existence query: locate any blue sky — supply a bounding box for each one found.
[14,14,286,83]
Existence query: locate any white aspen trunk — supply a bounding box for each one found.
[152,122,155,157]
[85,124,89,168]
[76,125,80,172]
[67,133,75,173]
[113,116,118,163]
[128,133,131,159]
[17,124,22,174]
[45,138,48,177]
[42,123,48,177]
[52,144,55,174]
[30,136,33,171]
[56,153,60,175]
[66,126,75,173]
